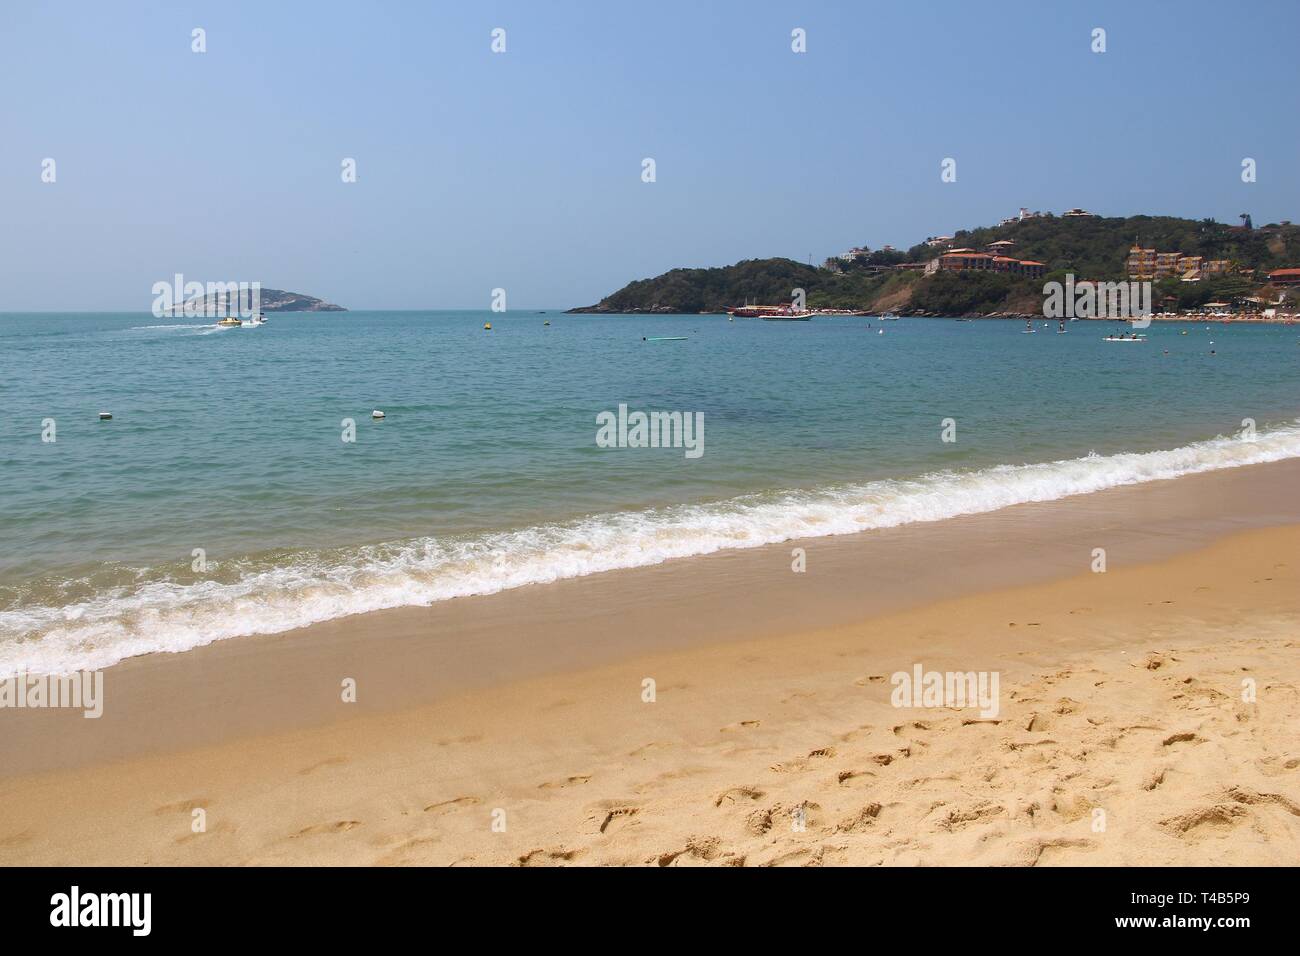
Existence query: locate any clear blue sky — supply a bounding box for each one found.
[1,0,1296,310]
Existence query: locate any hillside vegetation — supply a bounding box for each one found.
[570,215,1300,315]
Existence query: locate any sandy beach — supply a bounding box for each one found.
[2,460,1299,867]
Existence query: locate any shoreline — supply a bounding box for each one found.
[565,309,1300,324]
[8,418,1300,683]
[1,459,1300,865]
[1,520,1296,865]
[4,457,1300,778]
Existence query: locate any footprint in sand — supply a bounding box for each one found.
[589,803,640,834]
[654,836,727,867]
[1159,804,1248,837]
[1254,754,1300,776]
[1142,767,1169,791]
[292,820,362,837]
[714,785,764,807]
[423,796,481,814]
[836,769,876,788]
[836,803,883,833]
[1015,836,1096,865]
[720,720,760,733]
[538,774,591,790]
[836,724,874,743]
[628,741,673,757]
[1227,786,1300,816]
[517,847,581,867]
[297,756,347,775]
[769,758,810,774]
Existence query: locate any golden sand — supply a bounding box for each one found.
[2,521,1297,866]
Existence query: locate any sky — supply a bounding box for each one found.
[1,0,1297,311]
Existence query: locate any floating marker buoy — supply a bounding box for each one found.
[484,322,492,330]
[98,412,112,420]
[543,320,550,326]
[372,410,385,420]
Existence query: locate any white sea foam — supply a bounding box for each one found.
[3,422,1300,677]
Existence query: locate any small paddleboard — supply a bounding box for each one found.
[644,336,687,342]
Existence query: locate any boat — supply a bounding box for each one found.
[247,313,267,327]
[217,317,242,327]
[1103,334,1146,342]
[728,302,810,320]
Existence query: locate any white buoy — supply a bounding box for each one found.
[372,410,385,420]
[99,412,112,420]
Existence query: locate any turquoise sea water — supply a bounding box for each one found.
[2,310,1299,675]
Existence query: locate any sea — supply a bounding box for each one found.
[2,310,1298,676]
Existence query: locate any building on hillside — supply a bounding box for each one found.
[1062,207,1097,217]
[1155,252,1183,278]
[924,252,1045,279]
[1127,246,1157,280]
[1011,259,1045,278]
[986,239,1017,252]
[1269,268,1300,286]
[1130,246,1235,282]
[925,236,954,248]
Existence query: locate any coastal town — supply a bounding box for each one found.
[815,208,1300,323]
[571,208,1300,321]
